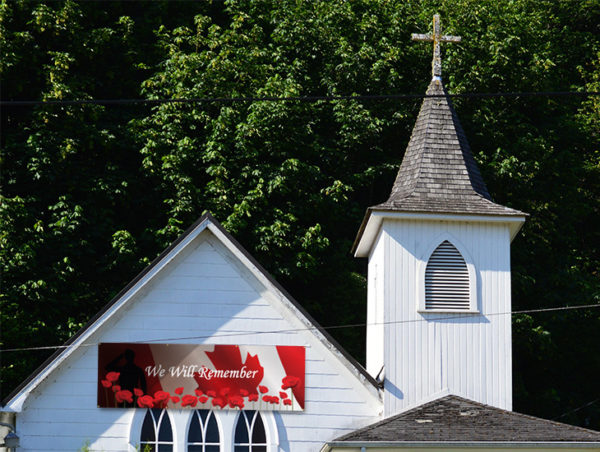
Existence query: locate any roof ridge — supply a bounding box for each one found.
[397,85,434,202]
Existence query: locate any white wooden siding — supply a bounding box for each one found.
[366,229,385,378]
[17,229,380,452]
[373,219,512,416]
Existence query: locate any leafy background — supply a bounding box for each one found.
[1,0,599,428]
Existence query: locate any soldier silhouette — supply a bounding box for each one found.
[106,348,147,406]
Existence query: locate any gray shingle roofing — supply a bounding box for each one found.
[332,395,600,443]
[373,78,525,217]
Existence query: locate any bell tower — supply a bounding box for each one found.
[353,15,527,415]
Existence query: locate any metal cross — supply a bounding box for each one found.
[411,14,461,80]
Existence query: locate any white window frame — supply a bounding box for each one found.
[233,410,267,452]
[417,233,478,313]
[136,408,176,452]
[231,410,278,452]
[130,409,278,452]
[186,409,222,451]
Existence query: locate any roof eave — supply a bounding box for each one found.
[324,441,600,450]
[353,208,528,258]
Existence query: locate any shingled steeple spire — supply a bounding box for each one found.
[372,78,523,216]
[373,11,525,217]
[353,15,526,256]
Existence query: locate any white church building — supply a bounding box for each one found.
[2,16,600,452]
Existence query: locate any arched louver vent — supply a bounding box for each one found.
[425,240,470,310]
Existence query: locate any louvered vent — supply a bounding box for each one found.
[425,240,470,310]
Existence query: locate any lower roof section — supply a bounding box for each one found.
[324,395,600,447]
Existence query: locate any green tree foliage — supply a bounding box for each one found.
[1,0,203,395]
[1,0,599,428]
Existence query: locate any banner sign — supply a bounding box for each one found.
[98,343,305,411]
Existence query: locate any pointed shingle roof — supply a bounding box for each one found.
[330,395,600,443]
[352,78,527,255]
[374,78,524,217]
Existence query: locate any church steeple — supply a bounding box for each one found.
[355,15,527,415]
[353,16,525,257]
[374,78,524,217]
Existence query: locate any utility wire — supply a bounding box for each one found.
[1,302,598,354]
[2,91,600,107]
[553,398,600,421]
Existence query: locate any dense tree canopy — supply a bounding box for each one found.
[1,0,599,428]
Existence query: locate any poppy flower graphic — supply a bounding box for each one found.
[259,385,268,394]
[101,380,111,388]
[134,388,144,397]
[279,391,288,399]
[194,389,203,397]
[262,395,271,403]
[153,390,170,407]
[175,387,184,395]
[206,390,216,398]
[154,390,169,400]
[281,375,300,390]
[219,387,230,397]
[181,395,198,408]
[283,398,292,406]
[115,390,133,404]
[112,385,121,393]
[228,395,244,409]
[199,396,209,404]
[271,397,279,404]
[239,389,249,397]
[248,393,259,402]
[212,397,227,409]
[106,372,120,383]
[171,396,180,404]
[138,395,154,408]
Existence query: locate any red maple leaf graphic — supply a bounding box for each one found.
[193,345,264,404]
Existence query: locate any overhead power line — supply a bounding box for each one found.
[553,398,600,421]
[1,302,598,354]
[2,90,600,107]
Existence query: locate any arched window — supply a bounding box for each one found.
[234,410,267,452]
[425,240,471,311]
[140,408,173,452]
[187,410,221,452]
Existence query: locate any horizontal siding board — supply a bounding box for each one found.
[20,420,129,437]
[154,275,254,292]
[143,289,262,304]
[139,303,276,317]
[279,413,374,428]
[175,262,240,277]
[18,408,130,423]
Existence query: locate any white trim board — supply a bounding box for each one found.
[354,211,526,258]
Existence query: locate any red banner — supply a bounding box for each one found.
[97,343,305,411]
